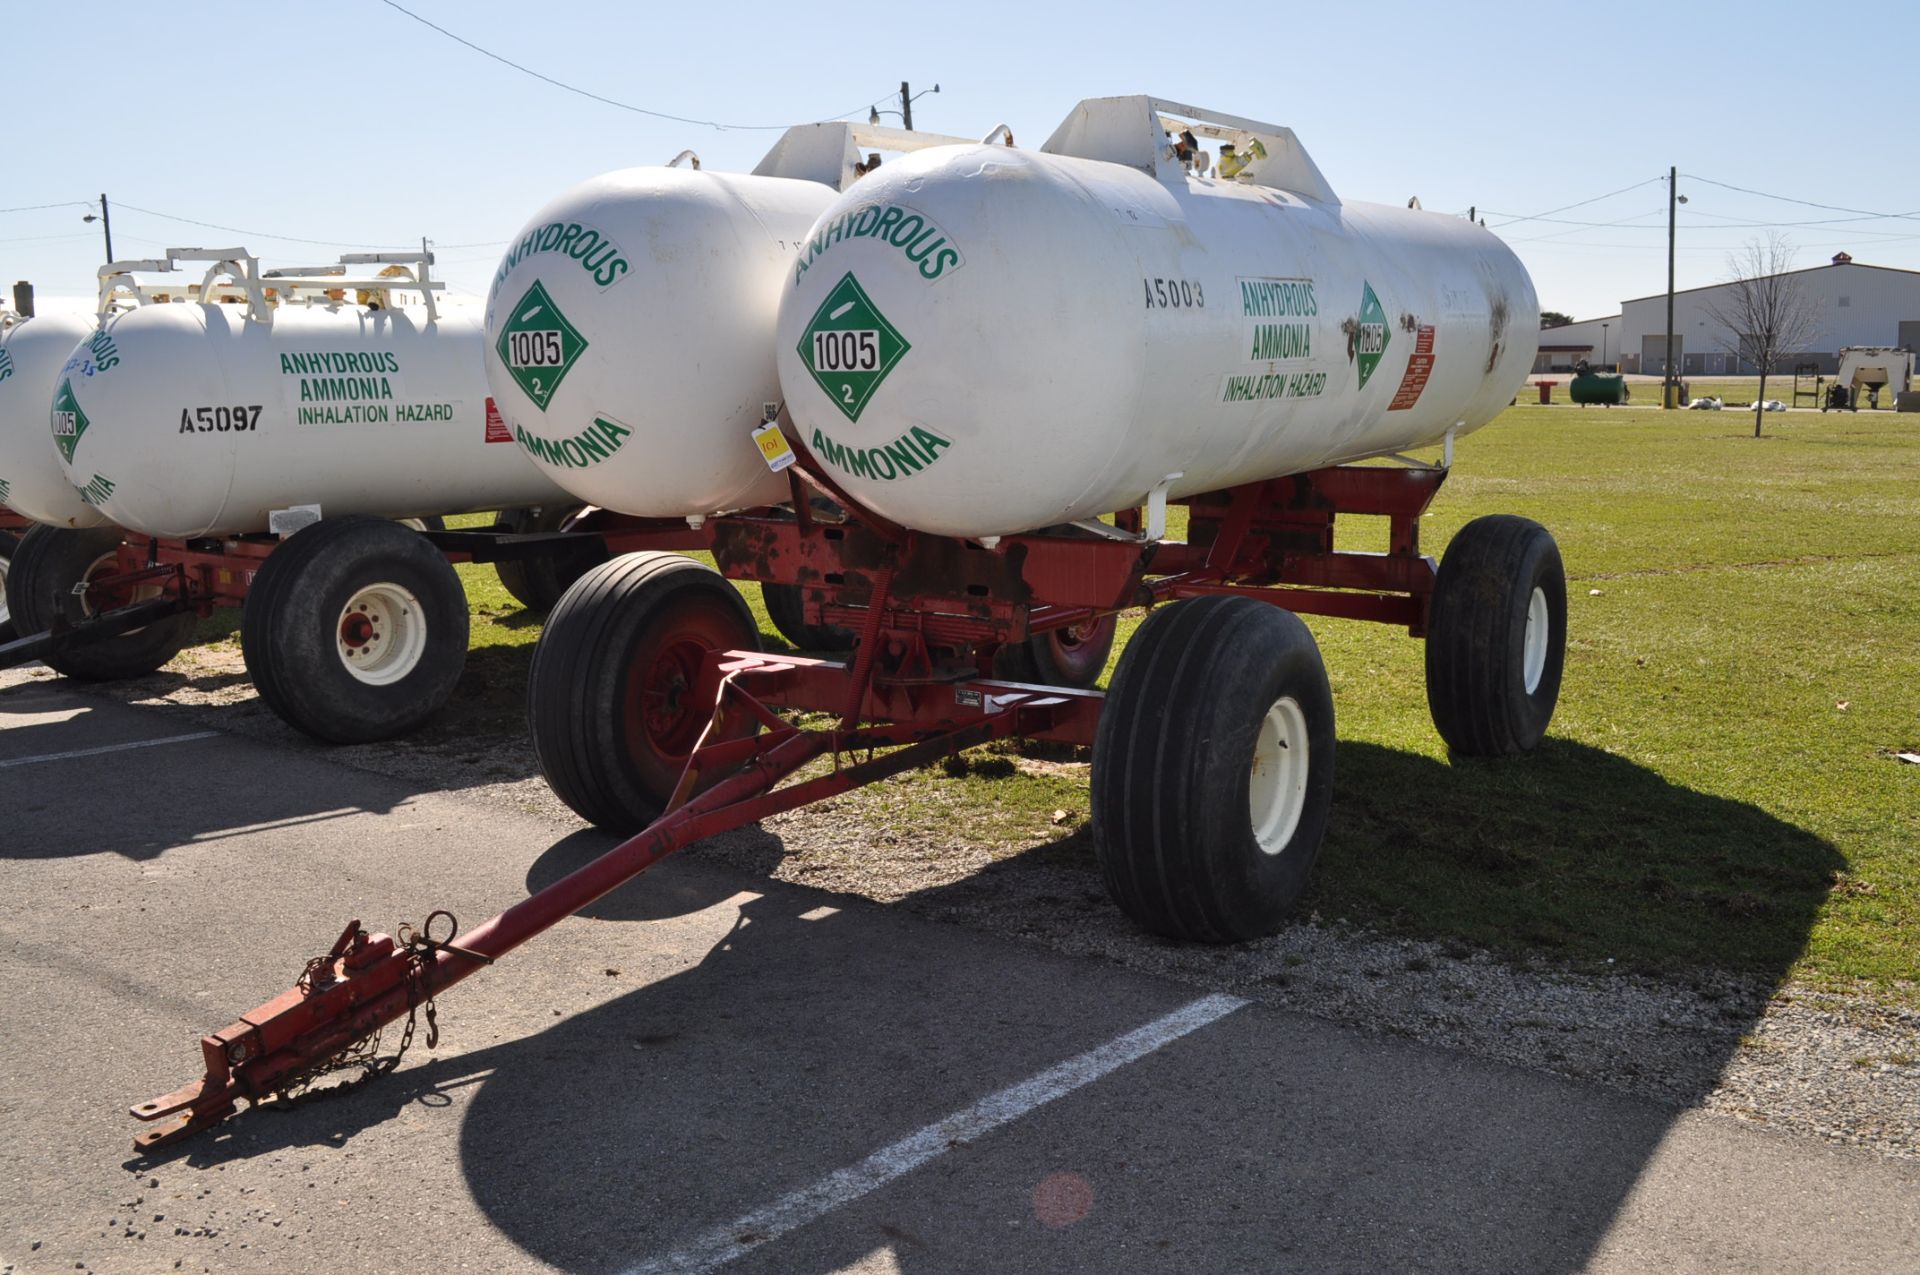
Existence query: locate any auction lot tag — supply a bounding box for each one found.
[752,422,797,473]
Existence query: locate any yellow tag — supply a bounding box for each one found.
[752,422,796,473]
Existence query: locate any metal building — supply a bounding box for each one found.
[1613,255,1920,375]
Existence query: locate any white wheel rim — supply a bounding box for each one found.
[1249,695,1311,855]
[335,582,427,686]
[1522,586,1550,696]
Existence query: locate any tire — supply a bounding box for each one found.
[761,582,855,652]
[241,516,468,743]
[0,529,18,644]
[9,525,195,681]
[992,612,1119,689]
[1091,596,1336,943]
[530,553,759,833]
[1424,514,1566,756]
[491,505,600,613]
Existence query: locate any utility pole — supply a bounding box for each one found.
[84,193,114,263]
[1664,166,1677,409]
[871,83,938,131]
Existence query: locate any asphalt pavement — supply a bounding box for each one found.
[1,683,1915,1274]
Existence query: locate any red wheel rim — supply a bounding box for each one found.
[618,594,753,787]
[1042,612,1118,682]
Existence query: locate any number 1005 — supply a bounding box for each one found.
[507,330,565,368]
[812,329,880,372]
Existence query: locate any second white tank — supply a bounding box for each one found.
[0,310,107,529]
[483,165,837,517]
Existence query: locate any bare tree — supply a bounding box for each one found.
[1704,234,1824,437]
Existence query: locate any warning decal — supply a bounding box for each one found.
[1388,326,1436,412]
[485,397,511,443]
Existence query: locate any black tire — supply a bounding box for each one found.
[1425,514,1566,756]
[760,582,855,652]
[241,516,468,743]
[1091,596,1336,943]
[491,505,600,613]
[9,524,195,681]
[0,529,19,644]
[992,612,1120,689]
[530,553,759,833]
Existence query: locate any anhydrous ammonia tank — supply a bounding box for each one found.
[56,282,570,539]
[0,311,108,529]
[774,97,1541,539]
[483,167,836,516]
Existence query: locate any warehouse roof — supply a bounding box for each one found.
[1620,259,1920,305]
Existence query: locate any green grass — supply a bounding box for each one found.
[429,416,1918,999]
[855,409,1917,995]
[1297,410,1915,992]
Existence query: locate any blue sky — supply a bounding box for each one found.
[7,0,1914,320]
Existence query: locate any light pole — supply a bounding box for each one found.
[81,192,113,263]
[1601,322,1609,369]
[869,82,939,131]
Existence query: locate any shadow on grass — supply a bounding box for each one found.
[1315,738,1844,978]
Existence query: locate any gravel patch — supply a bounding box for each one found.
[6,656,1914,1159]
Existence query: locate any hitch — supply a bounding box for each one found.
[130,649,1089,1152]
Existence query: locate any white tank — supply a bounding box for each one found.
[483,166,836,517]
[773,97,1541,539]
[0,310,108,528]
[482,123,1000,519]
[55,252,570,539]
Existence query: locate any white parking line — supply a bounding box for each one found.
[0,731,221,769]
[623,992,1250,1275]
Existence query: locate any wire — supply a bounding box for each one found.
[0,201,96,216]
[1482,177,1667,229]
[1502,208,1667,241]
[110,201,425,250]
[375,0,891,131]
[0,230,98,245]
[1679,204,1920,231]
[1684,175,1920,224]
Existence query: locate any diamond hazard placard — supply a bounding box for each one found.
[797,273,911,424]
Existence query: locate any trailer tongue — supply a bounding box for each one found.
[132,646,1097,1150]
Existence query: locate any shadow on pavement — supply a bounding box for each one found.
[0,689,414,860]
[129,733,1842,1272]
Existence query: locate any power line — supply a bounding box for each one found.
[1683,174,1920,223]
[1678,204,1920,230]
[1505,208,1669,244]
[110,201,479,251]
[375,0,891,131]
[112,202,417,248]
[0,230,97,245]
[0,201,96,216]
[1482,177,1666,229]
[1518,232,1920,252]
[1501,206,1920,245]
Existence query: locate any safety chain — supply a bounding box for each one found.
[268,911,490,1110]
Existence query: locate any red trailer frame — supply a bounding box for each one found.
[0,513,711,672]
[130,426,1458,1151]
